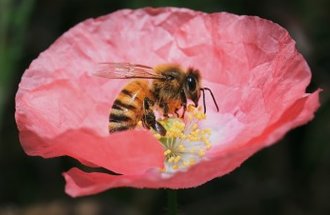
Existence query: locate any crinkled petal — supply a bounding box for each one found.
[64,91,319,197]
[16,7,320,195]
[63,168,136,197]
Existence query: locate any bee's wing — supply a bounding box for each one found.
[94,62,165,80]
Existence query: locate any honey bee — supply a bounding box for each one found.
[95,63,219,136]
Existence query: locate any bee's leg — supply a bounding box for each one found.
[175,108,180,117]
[160,101,169,118]
[142,97,167,136]
[180,90,187,118]
[181,105,187,118]
[141,115,150,129]
[153,121,167,136]
[141,97,152,129]
[144,97,154,107]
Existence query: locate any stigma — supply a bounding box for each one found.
[153,105,213,176]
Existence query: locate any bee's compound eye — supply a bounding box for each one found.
[187,76,196,91]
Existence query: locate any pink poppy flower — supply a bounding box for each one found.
[15,7,320,197]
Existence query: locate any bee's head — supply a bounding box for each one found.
[184,68,201,107]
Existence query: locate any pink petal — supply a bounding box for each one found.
[16,7,320,196]
[15,66,164,174]
[64,91,319,197]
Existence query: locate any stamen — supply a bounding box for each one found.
[164,149,172,156]
[154,133,162,140]
[152,105,214,175]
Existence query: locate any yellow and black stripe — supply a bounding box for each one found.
[109,80,150,133]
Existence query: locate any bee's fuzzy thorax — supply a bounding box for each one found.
[153,64,184,74]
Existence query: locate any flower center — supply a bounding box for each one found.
[153,105,213,176]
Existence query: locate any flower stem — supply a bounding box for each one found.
[167,189,178,215]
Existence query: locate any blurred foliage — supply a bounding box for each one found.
[0,0,329,214]
[0,0,35,128]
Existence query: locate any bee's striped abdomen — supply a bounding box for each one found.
[109,80,149,133]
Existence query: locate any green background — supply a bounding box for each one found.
[1,0,329,214]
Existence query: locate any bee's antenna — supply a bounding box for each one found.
[201,88,206,114]
[200,87,219,113]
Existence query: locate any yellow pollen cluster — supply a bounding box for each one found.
[165,120,185,138]
[154,104,213,173]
